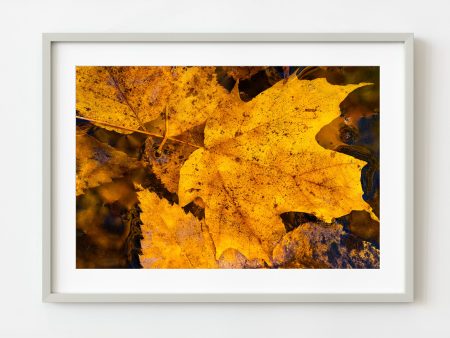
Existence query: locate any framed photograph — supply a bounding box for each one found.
[43,33,414,302]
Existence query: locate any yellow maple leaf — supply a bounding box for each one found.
[137,189,217,268]
[178,76,373,264]
[76,66,231,137]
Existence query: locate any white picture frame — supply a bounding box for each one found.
[43,33,414,302]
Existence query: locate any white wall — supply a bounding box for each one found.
[0,0,448,336]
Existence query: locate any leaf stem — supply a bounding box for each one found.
[76,115,200,148]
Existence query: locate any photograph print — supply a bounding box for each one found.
[75,66,380,269]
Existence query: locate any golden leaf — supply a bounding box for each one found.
[137,189,217,268]
[178,76,373,264]
[76,66,231,137]
[76,132,140,196]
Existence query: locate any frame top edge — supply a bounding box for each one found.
[42,33,414,43]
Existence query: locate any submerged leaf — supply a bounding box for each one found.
[273,222,379,268]
[76,132,140,195]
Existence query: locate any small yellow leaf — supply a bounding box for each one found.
[137,189,217,268]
